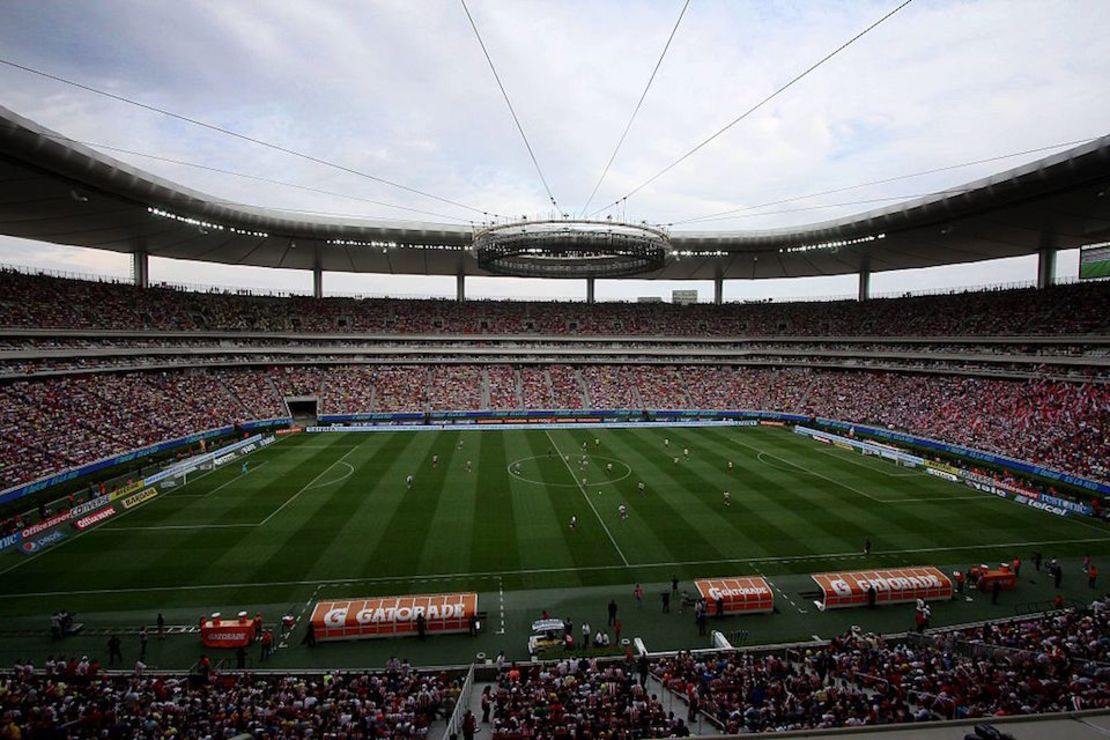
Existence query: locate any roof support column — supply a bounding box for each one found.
[312,265,323,299]
[1037,239,1056,289]
[586,277,596,304]
[456,272,465,302]
[858,267,871,302]
[714,274,724,305]
[132,250,149,289]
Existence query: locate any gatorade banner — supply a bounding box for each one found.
[812,566,952,610]
[695,577,774,615]
[120,487,158,510]
[201,617,255,649]
[310,593,478,641]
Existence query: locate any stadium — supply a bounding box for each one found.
[0,2,1109,738]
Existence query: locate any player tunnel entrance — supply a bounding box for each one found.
[285,397,318,422]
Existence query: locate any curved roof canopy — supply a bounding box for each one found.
[0,105,1108,280]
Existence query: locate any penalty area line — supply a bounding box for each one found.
[259,444,363,526]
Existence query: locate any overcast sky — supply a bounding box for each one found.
[0,0,1106,301]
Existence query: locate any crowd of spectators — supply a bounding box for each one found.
[547,366,586,409]
[1,363,1107,490]
[580,366,642,410]
[0,656,460,737]
[652,607,1110,734]
[2,268,1108,337]
[3,352,1106,386]
[267,366,322,398]
[427,366,481,412]
[320,366,376,416]
[486,365,519,410]
[519,367,553,409]
[0,370,278,491]
[372,366,429,413]
[214,368,287,419]
[655,647,899,733]
[1,604,1108,737]
[489,657,687,738]
[950,595,1110,664]
[792,370,1110,481]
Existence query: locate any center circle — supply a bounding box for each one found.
[506,454,632,488]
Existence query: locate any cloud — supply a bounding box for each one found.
[0,0,1104,298]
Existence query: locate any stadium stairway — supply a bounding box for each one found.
[575,368,591,407]
[542,368,556,406]
[480,368,491,409]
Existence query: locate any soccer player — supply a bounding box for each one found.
[606,463,613,472]
[683,447,689,457]
[431,454,439,468]
[864,538,871,555]
[581,477,587,487]
[673,457,679,465]
[664,438,669,447]
[241,461,249,475]
[569,515,577,530]
[618,504,628,520]
[637,481,645,495]
[457,439,463,450]
[466,460,472,472]
[723,491,732,507]
[727,461,734,472]
[406,474,414,489]
[594,438,600,446]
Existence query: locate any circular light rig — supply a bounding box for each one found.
[473,219,670,278]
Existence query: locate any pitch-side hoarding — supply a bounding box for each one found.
[811,566,952,610]
[694,577,774,615]
[310,593,478,641]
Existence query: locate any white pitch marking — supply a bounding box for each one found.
[260,445,363,526]
[303,461,355,491]
[98,523,256,532]
[197,461,271,498]
[745,443,885,503]
[812,447,918,479]
[506,454,631,488]
[544,429,630,567]
[6,534,1109,599]
[497,576,506,635]
[754,566,805,615]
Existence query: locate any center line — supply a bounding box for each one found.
[544,429,630,567]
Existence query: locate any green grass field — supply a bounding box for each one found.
[3,424,1109,668]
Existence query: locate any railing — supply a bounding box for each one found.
[441,663,475,740]
[1015,598,1085,615]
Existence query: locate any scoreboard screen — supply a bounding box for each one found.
[1079,243,1110,279]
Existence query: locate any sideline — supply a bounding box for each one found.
[6,534,1107,599]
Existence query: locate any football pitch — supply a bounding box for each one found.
[3,424,1109,667]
